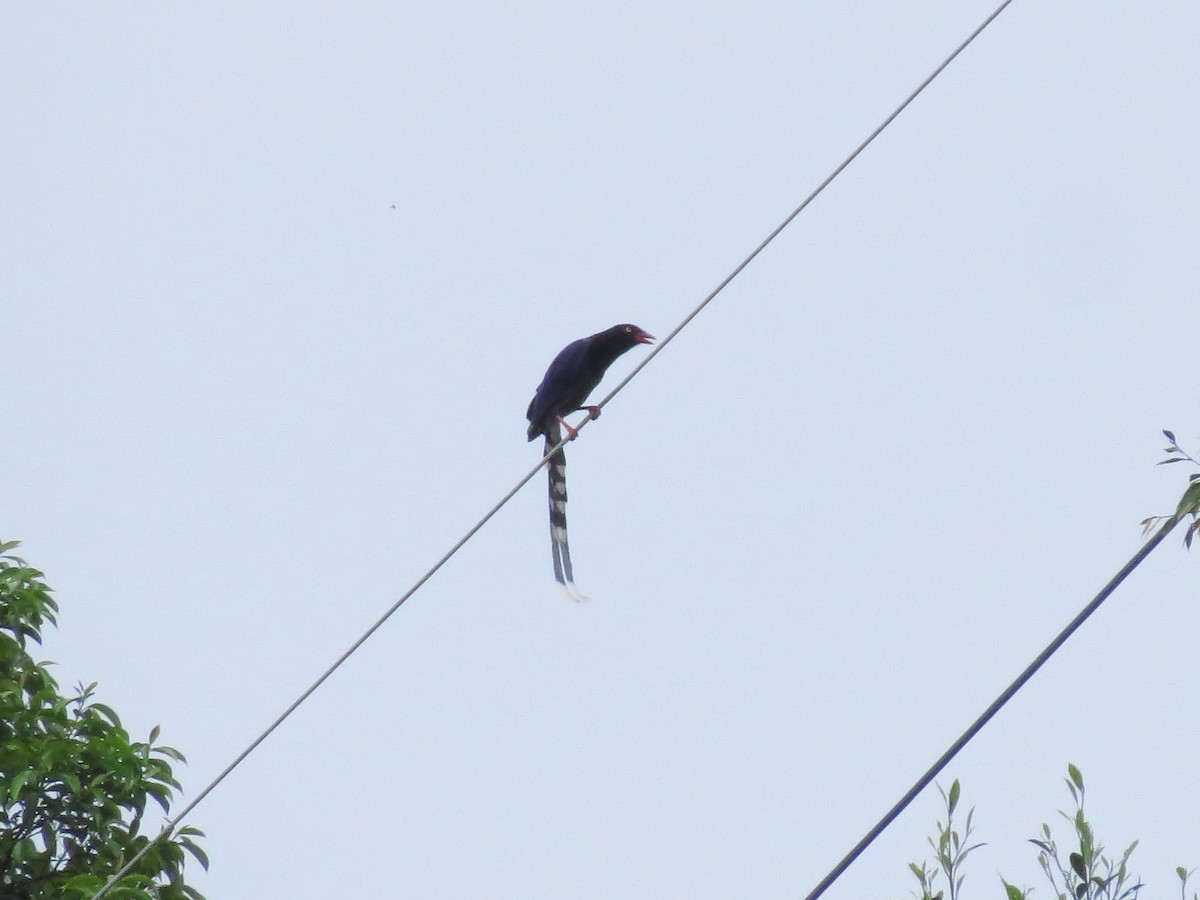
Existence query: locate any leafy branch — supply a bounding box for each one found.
[0,540,207,899]
[909,780,984,900]
[909,767,1194,900]
[1029,764,1141,900]
[1140,430,1200,548]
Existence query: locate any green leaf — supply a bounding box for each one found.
[1076,815,1092,850]
[90,702,122,727]
[1067,763,1084,792]
[63,874,106,889]
[1001,879,1025,900]
[154,744,187,763]
[947,779,960,814]
[1070,851,1087,880]
[1176,482,1200,517]
[109,887,154,900]
[180,836,210,870]
[8,767,34,803]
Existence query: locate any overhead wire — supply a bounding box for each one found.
[803,515,1180,900]
[95,1,1019,895]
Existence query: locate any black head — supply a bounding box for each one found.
[589,323,655,357]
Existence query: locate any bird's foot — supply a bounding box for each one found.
[557,415,581,441]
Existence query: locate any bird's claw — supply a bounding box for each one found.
[557,416,581,441]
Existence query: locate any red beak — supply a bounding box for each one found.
[637,330,656,345]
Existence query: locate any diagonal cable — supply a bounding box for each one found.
[802,515,1180,900]
[94,2,1017,895]
[590,0,1019,418]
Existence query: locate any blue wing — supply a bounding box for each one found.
[525,338,594,441]
[525,338,594,600]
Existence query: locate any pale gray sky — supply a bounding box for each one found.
[4,2,1198,898]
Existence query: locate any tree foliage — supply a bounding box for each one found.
[0,541,207,899]
[1141,430,1200,548]
[909,766,1194,900]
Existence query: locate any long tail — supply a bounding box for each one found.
[544,424,589,602]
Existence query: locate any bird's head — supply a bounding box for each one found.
[612,324,655,347]
[582,323,655,369]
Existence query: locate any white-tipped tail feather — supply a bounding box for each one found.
[545,427,590,602]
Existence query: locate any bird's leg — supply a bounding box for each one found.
[556,415,581,441]
[557,406,601,441]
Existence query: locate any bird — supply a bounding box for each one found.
[526,323,655,600]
